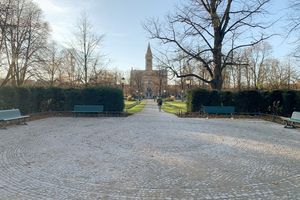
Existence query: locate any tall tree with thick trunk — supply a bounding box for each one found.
[145,0,272,90]
[1,0,49,86]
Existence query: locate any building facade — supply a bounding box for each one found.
[130,44,168,98]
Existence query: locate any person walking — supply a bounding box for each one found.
[157,98,163,112]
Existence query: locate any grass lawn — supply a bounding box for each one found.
[162,101,187,114]
[125,100,138,109]
[125,101,146,114]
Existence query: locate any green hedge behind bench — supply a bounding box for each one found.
[0,87,124,114]
[187,89,300,117]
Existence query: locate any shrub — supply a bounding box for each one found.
[15,87,32,114]
[233,91,248,113]
[0,87,17,110]
[127,95,135,101]
[208,90,221,106]
[64,88,82,111]
[282,91,297,117]
[0,86,124,114]
[187,89,210,112]
[48,87,65,111]
[165,96,176,102]
[185,88,299,116]
[265,90,284,115]
[220,91,234,106]
[233,90,263,113]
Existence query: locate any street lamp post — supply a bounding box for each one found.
[135,90,140,100]
[121,77,125,95]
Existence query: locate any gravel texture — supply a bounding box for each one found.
[0,100,299,199]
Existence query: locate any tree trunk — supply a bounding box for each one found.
[212,29,223,91]
[211,71,223,90]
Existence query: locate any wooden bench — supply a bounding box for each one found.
[202,106,235,118]
[281,111,300,128]
[0,109,30,129]
[73,105,104,117]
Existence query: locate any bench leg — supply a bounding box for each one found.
[16,118,27,125]
[284,121,295,128]
[0,121,7,129]
[22,118,28,125]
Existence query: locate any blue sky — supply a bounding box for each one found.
[33,0,293,72]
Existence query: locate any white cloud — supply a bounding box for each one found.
[33,0,69,13]
[33,0,77,45]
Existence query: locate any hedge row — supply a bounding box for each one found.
[0,87,124,114]
[187,89,300,117]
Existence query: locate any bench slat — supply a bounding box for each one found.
[203,106,235,114]
[73,105,104,113]
[291,112,300,120]
[0,109,22,120]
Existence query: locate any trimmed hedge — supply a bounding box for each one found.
[187,89,300,117]
[0,87,124,114]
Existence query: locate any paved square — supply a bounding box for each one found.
[0,100,299,199]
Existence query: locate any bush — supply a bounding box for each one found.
[0,86,124,114]
[15,87,32,114]
[64,88,82,111]
[126,95,135,101]
[264,90,284,115]
[187,89,210,112]
[186,88,300,116]
[165,96,176,102]
[233,90,263,113]
[220,91,234,106]
[0,87,17,110]
[282,91,297,117]
[208,90,221,106]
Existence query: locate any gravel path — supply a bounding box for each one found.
[0,100,299,199]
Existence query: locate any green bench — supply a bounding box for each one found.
[73,105,104,117]
[202,106,235,118]
[0,109,30,129]
[281,111,300,128]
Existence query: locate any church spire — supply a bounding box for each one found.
[146,43,152,56]
[145,43,153,71]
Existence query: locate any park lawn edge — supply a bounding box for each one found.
[126,101,146,114]
[162,101,187,114]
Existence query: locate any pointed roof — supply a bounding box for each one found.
[146,43,152,56]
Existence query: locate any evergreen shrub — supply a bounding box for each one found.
[0,86,124,114]
[187,88,299,116]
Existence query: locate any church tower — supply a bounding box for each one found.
[145,43,153,71]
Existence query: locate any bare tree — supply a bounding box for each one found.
[287,0,300,58]
[0,0,49,86]
[145,0,273,90]
[71,13,104,86]
[0,1,11,58]
[247,42,272,89]
[34,41,63,86]
[130,70,143,94]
